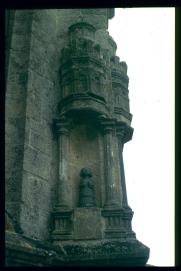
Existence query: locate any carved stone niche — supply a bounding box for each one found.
[50,20,149,266]
[67,113,104,208]
[50,110,149,264]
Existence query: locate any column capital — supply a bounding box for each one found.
[99,115,116,134]
[116,122,127,141]
[116,122,134,143]
[53,117,70,136]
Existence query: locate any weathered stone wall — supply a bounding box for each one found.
[5,10,33,224]
[20,10,60,240]
[5,10,15,85]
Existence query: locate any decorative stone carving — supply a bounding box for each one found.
[110,56,131,122]
[59,20,134,124]
[59,21,110,115]
[51,12,148,266]
[79,168,95,207]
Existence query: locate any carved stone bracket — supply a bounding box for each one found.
[116,121,134,144]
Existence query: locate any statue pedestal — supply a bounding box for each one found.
[50,207,150,266]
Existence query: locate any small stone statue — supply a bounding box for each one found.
[79,168,95,207]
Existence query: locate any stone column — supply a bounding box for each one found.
[55,118,70,208]
[100,117,121,209]
[116,123,128,207]
[51,117,73,242]
[116,122,134,209]
[116,123,135,238]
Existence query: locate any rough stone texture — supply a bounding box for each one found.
[5,8,150,266]
[19,10,61,240]
[6,231,149,266]
[5,10,33,224]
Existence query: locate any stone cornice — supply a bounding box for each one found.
[58,92,106,107]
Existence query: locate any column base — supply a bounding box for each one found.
[101,207,135,239]
[51,206,73,241]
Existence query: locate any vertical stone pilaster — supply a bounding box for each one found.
[116,122,135,238]
[116,123,128,207]
[116,122,134,210]
[51,117,73,241]
[100,117,121,209]
[55,118,70,208]
[103,125,116,207]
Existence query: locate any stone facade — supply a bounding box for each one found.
[5,9,150,266]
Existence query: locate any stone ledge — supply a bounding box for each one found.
[6,231,149,266]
